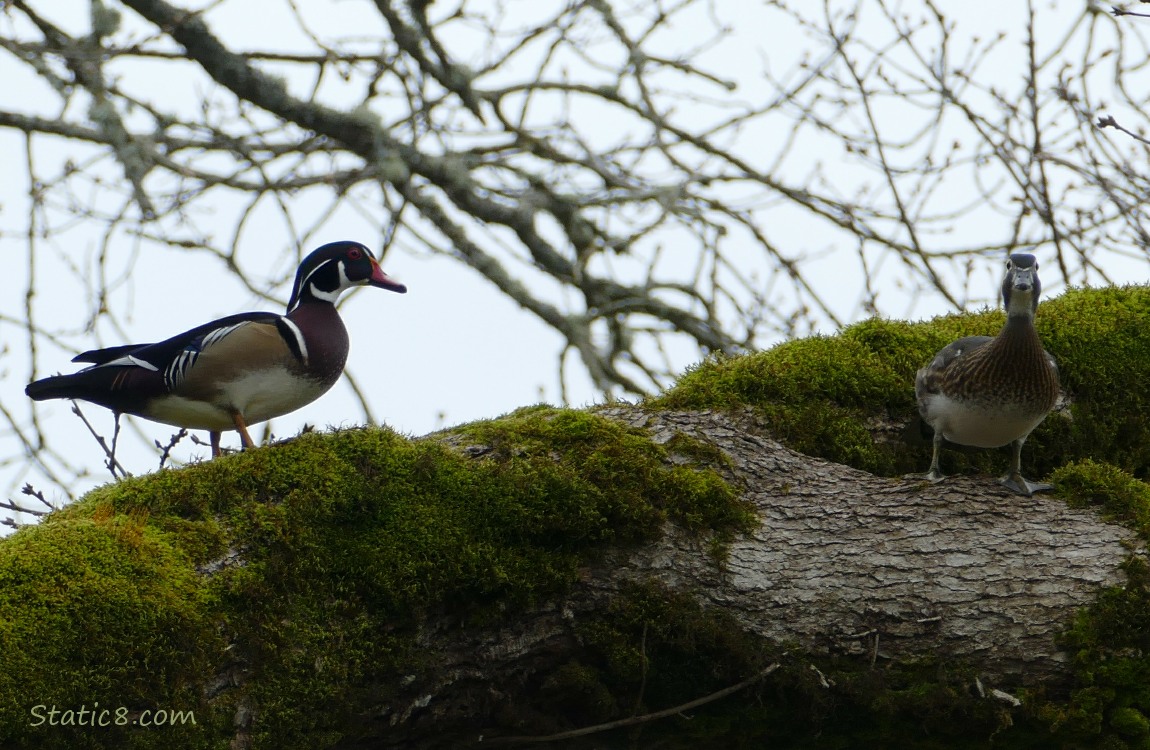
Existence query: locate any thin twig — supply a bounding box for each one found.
[156,428,188,469]
[110,412,123,472]
[1097,114,1150,146]
[485,663,780,745]
[0,498,49,517]
[0,484,55,527]
[1111,6,1150,19]
[22,482,53,511]
[70,402,131,479]
[632,622,649,718]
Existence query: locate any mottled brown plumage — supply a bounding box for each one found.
[909,254,1059,495]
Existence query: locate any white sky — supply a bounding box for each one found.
[2,0,1147,525]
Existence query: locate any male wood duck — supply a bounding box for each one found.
[908,253,1060,496]
[25,241,406,457]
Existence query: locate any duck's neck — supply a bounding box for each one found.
[285,301,350,385]
[994,313,1044,355]
[1003,310,1037,331]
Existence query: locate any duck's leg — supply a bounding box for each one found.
[998,438,1053,496]
[209,431,222,458]
[905,429,947,483]
[231,412,255,450]
[108,413,129,479]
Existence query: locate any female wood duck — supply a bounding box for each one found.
[909,253,1060,496]
[25,241,406,457]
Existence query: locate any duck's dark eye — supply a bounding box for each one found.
[347,247,363,260]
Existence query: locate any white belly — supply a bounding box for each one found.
[924,393,1047,448]
[145,368,332,430]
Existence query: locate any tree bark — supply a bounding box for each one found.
[351,406,1134,747]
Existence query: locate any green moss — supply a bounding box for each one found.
[663,432,732,469]
[657,330,912,414]
[0,517,224,749]
[457,406,755,542]
[1111,706,1150,740]
[0,407,752,749]
[1053,459,1150,536]
[1036,286,1150,478]
[651,315,1004,477]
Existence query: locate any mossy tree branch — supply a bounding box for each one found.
[0,391,1145,748]
[6,277,1150,745]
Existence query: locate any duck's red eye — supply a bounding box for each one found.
[347,247,363,260]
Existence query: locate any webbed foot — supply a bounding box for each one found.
[998,473,1053,496]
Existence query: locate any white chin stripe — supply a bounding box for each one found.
[308,260,357,302]
[308,282,340,303]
